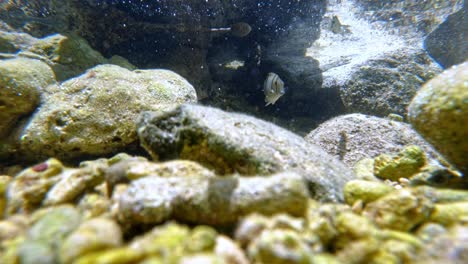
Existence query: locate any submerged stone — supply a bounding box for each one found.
[118,172,309,226]
[16,64,197,162]
[343,180,394,206]
[137,104,355,202]
[373,145,426,181]
[363,189,434,231]
[59,218,123,263]
[0,57,55,138]
[305,114,445,168]
[408,61,468,175]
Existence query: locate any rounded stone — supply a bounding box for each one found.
[59,218,123,263]
[0,58,55,137]
[408,62,468,174]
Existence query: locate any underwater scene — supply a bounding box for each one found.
[0,0,467,263]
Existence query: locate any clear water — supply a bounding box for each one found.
[0,0,465,136]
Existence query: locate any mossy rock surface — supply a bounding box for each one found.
[10,64,196,162]
[408,61,468,175]
[0,58,56,137]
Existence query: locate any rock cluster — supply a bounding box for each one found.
[0,2,467,263]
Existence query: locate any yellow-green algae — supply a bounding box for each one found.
[343,180,394,205]
[1,153,467,263]
[408,61,468,174]
[373,145,426,181]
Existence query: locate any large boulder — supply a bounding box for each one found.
[408,62,468,175]
[303,0,459,118]
[3,64,197,162]
[137,104,355,202]
[305,113,446,168]
[25,33,107,81]
[0,58,56,137]
[424,8,467,68]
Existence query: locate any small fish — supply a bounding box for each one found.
[263,72,285,106]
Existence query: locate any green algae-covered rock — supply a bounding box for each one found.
[334,212,378,249]
[247,229,314,264]
[0,58,56,137]
[430,202,468,226]
[6,158,108,215]
[16,206,82,263]
[17,64,197,162]
[138,104,356,202]
[43,161,106,206]
[363,189,434,231]
[118,172,309,226]
[235,213,305,250]
[373,145,427,181]
[77,193,111,220]
[18,240,56,264]
[185,226,217,253]
[74,247,143,264]
[27,206,82,243]
[0,30,37,53]
[6,158,64,215]
[59,218,123,263]
[408,61,468,175]
[353,158,379,181]
[26,34,106,81]
[343,180,394,206]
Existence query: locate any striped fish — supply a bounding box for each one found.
[263,72,285,106]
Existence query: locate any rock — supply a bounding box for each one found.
[352,158,379,181]
[25,33,106,81]
[339,51,440,117]
[118,172,309,226]
[363,189,434,231]
[415,225,468,264]
[408,62,468,175]
[430,202,468,226]
[43,161,106,206]
[343,180,394,206]
[6,158,110,215]
[214,235,249,264]
[373,145,427,181]
[0,58,56,137]
[18,240,56,264]
[247,229,314,264]
[305,0,445,118]
[235,213,305,249]
[234,214,271,248]
[27,206,82,243]
[424,8,468,68]
[0,175,12,218]
[13,64,196,162]
[305,113,445,168]
[6,158,65,215]
[137,104,355,202]
[18,206,82,264]
[0,30,37,53]
[59,218,123,263]
[0,217,27,242]
[77,193,111,220]
[74,247,143,264]
[334,212,379,249]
